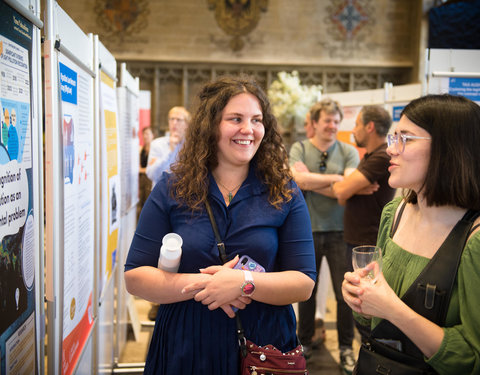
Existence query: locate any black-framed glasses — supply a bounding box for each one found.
[387,133,431,154]
[319,151,328,172]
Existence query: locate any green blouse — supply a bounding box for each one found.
[355,197,480,375]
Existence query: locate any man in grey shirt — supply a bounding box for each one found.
[289,98,359,374]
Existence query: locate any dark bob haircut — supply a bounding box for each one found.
[401,94,480,209]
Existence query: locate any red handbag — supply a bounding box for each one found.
[240,339,308,375]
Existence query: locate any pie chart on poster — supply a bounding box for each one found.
[22,212,35,290]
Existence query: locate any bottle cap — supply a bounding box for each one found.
[162,233,183,251]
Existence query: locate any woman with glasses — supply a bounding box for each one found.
[342,94,480,374]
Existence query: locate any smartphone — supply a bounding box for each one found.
[233,255,265,273]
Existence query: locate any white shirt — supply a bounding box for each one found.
[146,136,182,187]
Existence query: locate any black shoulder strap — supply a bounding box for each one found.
[205,199,228,263]
[372,209,480,358]
[402,209,480,323]
[390,200,407,237]
[204,200,247,357]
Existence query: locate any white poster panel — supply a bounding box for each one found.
[58,53,94,375]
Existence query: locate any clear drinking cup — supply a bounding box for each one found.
[352,245,382,284]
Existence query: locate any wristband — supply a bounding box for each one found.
[240,270,255,297]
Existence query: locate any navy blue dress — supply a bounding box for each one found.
[125,166,316,374]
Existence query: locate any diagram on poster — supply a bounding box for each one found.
[0,27,33,338]
[58,56,94,375]
[109,174,119,231]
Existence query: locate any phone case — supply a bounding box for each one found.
[234,255,265,273]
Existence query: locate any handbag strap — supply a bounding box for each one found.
[204,200,248,358]
[372,208,480,357]
[205,199,228,263]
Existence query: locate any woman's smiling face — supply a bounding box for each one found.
[216,93,265,168]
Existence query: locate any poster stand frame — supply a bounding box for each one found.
[4,0,43,28]
[0,0,44,373]
[94,35,120,373]
[44,1,96,374]
[117,61,141,345]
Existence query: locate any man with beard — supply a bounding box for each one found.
[332,105,396,344]
[289,98,359,373]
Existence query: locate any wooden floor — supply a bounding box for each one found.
[117,296,361,374]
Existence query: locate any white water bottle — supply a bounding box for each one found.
[158,233,183,273]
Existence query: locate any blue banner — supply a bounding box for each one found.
[392,105,404,122]
[449,77,480,102]
[59,62,77,104]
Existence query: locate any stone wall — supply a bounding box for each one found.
[57,0,420,68]
[56,0,424,133]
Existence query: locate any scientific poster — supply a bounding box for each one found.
[447,77,480,104]
[117,86,139,215]
[138,90,151,146]
[100,71,120,289]
[58,55,94,375]
[0,2,37,374]
[128,90,139,209]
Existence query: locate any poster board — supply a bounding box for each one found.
[0,1,44,373]
[98,63,120,293]
[138,90,151,146]
[116,63,141,359]
[0,0,43,374]
[425,48,480,104]
[44,1,96,374]
[94,37,117,373]
[117,63,140,215]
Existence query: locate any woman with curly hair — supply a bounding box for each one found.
[124,75,316,374]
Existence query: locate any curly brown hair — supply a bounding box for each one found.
[170,75,293,211]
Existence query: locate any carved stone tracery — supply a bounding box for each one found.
[207,0,268,51]
[124,61,410,134]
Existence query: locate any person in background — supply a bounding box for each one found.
[291,104,327,343]
[342,94,480,374]
[124,75,316,374]
[138,126,154,220]
[332,105,396,341]
[146,106,191,187]
[289,98,359,373]
[303,108,316,139]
